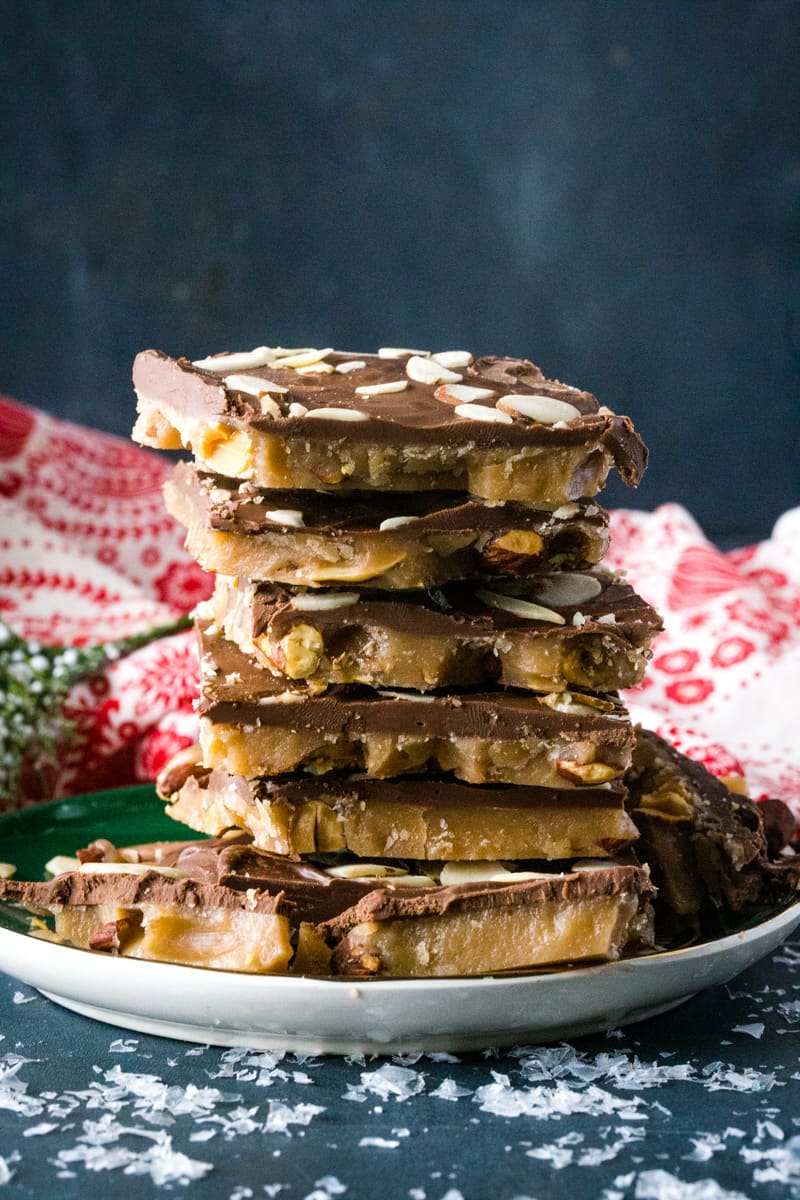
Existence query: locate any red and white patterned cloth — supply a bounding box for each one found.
[1,395,799,810]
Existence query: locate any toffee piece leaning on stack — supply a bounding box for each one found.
[4,344,796,978]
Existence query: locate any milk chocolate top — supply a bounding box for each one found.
[134,348,647,479]
[175,461,609,539]
[198,618,634,745]
[248,573,662,646]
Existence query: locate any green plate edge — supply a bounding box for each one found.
[0,786,195,880]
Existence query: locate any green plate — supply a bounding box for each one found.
[0,786,191,881]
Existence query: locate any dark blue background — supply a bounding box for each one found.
[3,0,798,541]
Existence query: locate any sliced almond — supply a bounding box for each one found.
[78,862,187,878]
[288,402,309,417]
[257,395,282,418]
[196,423,253,476]
[454,403,512,424]
[355,380,408,396]
[406,355,462,385]
[223,374,289,396]
[325,862,404,879]
[295,362,335,375]
[336,360,367,373]
[378,515,419,531]
[264,509,305,527]
[377,689,436,701]
[193,347,275,372]
[440,861,510,885]
[552,503,581,520]
[431,350,473,369]
[45,855,81,876]
[496,394,581,423]
[304,407,370,422]
[276,348,334,369]
[378,347,429,358]
[556,760,620,785]
[476,588,565,624]
[434,383,497,405]
[291,592,360,611]
[0,862,16,880]
[533,573,604,607]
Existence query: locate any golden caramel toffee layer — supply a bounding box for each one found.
[197,616,635,786]
[214,570,662,694]
[166,463,610,588]
[627,728,799,920]
[133,346,646,504]
[2,834,655,977]
[158,746,639,861]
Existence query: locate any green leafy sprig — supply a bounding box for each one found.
[0,616,190,806]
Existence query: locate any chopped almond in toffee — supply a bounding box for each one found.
[157,747,639,860]
[133,347,646,503]
[164,463,610,588]
[213,571,662,693]
[196,615,635,786]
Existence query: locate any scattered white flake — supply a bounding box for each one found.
[23,1122,58,1137]
[359,1137,399,1149]
[742,1133,800,1185]
[353,1065,426,1102]
[731,1023,765,1039]
[109,1039,139,1054]
[0,1152,20,1184]
[189,1128,216,1142]
[525,1143,575,1168]
[263,1101,325,1135]
[778,1000,800,1023]
[54,1122,212,1185]
[757,1118,784,1141]
[702,1063,776,1092]
[231,1188,254,1200]
[264,1187,288,1198]
[438,1191,465,1200]
[12,991,35,1005]
[634,1169,751,1199]
[474,1072,644,1120]
[313,1177,346,1196]
[682,1133,727,1162]
[430,1079,473,1101]
[409,1190,426,1200]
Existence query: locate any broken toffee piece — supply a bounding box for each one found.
[626,728,800,922]
[0,834,655,977]
[133,347,646,504]
[0,843,293,973]
[215,570,662,693]
[197,616,635,786]
[158,746,639,861]
[165,462,610,588]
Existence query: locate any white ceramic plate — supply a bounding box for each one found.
[3,790,798,1053]
[2,903,799,1054]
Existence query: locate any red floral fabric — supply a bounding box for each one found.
[1,395,798,810]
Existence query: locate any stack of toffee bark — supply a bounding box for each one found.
[4,346,797,976]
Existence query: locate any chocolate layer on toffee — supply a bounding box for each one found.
[215,570,662,693]
[165,463,609,588]
[197,615,635,785]
[2,834,655,976]
[133,347,646,503]
[157,746,639,860]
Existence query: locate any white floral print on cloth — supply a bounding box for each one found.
[1,394,798,810]
[607,504,800,807]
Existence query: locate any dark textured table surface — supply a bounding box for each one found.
[3,940,800,1199]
